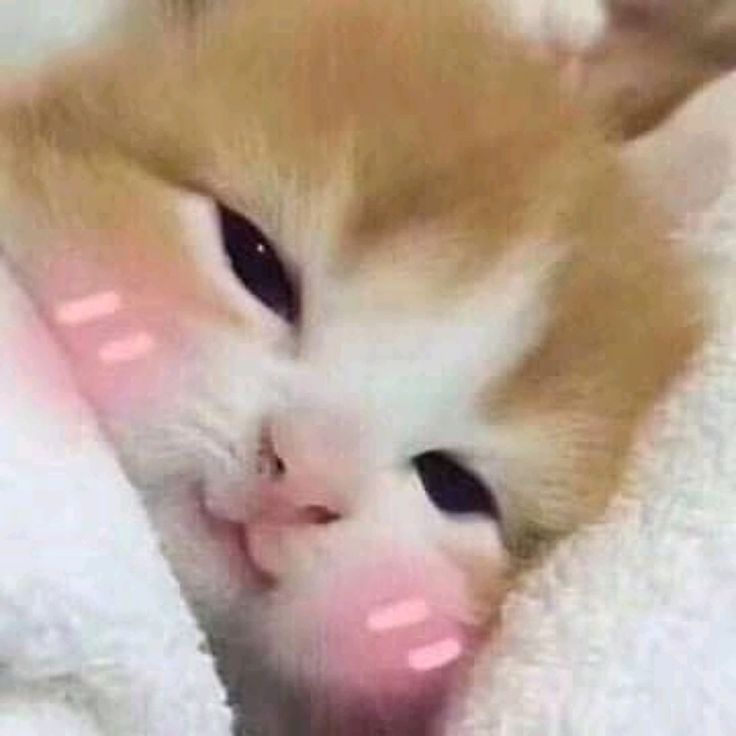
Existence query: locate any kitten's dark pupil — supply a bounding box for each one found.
[414,451,500,520]
[217,204,300,323]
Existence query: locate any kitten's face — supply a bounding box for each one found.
[0,0,701,725]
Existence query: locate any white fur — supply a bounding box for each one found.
[0,0,125,70]
[491,0,607,51]
[298,239,559,468]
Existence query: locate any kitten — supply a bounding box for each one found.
[0,0,702,732]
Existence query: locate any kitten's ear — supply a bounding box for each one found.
[606,0,736,186]
[621,71,736,221]
[564,0,736,140]
[0,21,210,188]
[572,34,714,141]
[509,0,732,141]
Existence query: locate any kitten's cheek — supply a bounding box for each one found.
[301,552,483,707]
[19,252,186,421]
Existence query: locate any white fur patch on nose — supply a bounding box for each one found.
[302,240,560,456]
[267,409,360,490]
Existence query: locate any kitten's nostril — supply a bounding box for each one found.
[257,431,286,478]
[272,453,286,476]
[302,505,341,526]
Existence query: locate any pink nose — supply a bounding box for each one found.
[255,411,350,523]
[249,477,342,528]
[243,412,350,581]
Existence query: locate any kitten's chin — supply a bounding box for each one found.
[194,499,278,593]
[247,550,483,733]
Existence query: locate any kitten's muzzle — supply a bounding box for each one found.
[236,412,350,583]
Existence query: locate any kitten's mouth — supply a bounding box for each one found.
[196,431,284,590]
[196,491,277,591]
[237,524,277,590]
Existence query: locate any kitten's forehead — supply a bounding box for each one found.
[14,0,595,287]
[188,0,596,302]
[291,236,558,461]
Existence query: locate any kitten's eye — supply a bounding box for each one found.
[414,451,500,520]
[217,203,300,323]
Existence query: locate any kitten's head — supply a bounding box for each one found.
[0,0,701,722]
